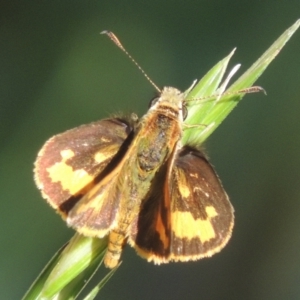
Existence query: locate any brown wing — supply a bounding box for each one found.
[65,159,126,238]
[128,146,234,264]
[34,117,136,220]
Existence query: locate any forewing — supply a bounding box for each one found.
[129,146,234,264]
[34,118,135,218]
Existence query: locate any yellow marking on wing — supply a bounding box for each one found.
[47,149,93,194]
[94,151,110,163]
[101,136,112,142]
[172,205,218,243]
[205,206,218,218]
[94,144,123,163]
[177,169,190,198]
[76,191,105,212]
[178,183,190,198]
[61,149,75,159]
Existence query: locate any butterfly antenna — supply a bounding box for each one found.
[186,86,266,104]
[101,30,161,93]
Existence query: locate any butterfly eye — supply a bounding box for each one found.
[148,97,160,108]
[182,105,188,120]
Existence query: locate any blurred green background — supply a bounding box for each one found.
[1,1,299,299]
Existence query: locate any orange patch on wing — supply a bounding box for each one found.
[155,210,169,249]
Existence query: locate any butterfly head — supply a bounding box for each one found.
[148,87,186,121]
[159,87,184,105]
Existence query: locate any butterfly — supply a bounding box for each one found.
[34,85,234,268]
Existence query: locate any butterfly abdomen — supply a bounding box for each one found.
[105,229,127,268]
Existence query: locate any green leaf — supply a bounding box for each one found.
[23,234,108,300]
[183,19,300,145]
[82,265,120,300]
[22,243,67,300]
[40,234,107,299]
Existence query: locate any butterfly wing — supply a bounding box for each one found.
[129,146,234,264]
[35,117,135,223]
[65,160,126,237]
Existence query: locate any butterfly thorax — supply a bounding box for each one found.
[105,87,185,268]
[135,87,184,172]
